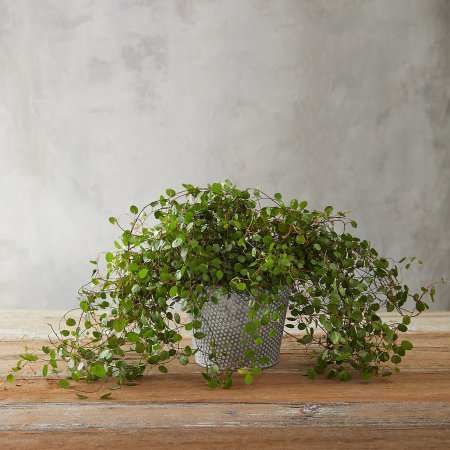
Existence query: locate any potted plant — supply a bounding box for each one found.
[7,181,440,392]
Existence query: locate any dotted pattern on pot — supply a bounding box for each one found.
[191,290,291,370]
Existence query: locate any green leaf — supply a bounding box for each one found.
[135,342,145,353]
[223,376,233,389]
[126,332,140,342]
[274,193,282,201]
[307,369,316,379]
[216,270,224,280]
[139,268,148,279]
[58,379,70,389]
[211,183,222,193]
[91,364,106,378]
[416,301,426,312]
[128,262,139,272]
[179,355,189,366]
[130,205,138,214]
[99,348,111,359]
[76,393,88,399]
[193,332,205,339]
[401,340,413,351]
[169,286,178,297]
[6,374,15,383]
[326,369,337,379]
[158,365,168,374]
[172,237,183,248]
[166,188,176,197]
[113,320,124,333]
[208,379,219,388]
[108,217,117,224]
[329,291,340,304]
[72,372,81,382]
[66,318,76,327]
[20,353,39,362]
[430,286,436,302]
[42,365,48,377]
[362,371,372,381]
[339,371,351,381]
[100,392,112,400]
[243,349,255,359]
[105,252,114,262]
[329,331,341,345]
[313,243,321,251]
[80,301,89,312]
[236,282,246,291]
[244,373,253,385]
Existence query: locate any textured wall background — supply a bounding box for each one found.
[0,0,449,310]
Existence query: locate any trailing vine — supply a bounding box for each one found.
[6,181,441,394]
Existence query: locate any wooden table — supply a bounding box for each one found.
[1,311,449,449]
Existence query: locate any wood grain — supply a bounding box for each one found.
[3,371,450,404]
[2,401,450,430]
[2,427,450,450]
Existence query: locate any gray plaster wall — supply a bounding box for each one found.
[0,0,449,310]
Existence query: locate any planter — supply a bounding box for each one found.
[191,290,291,370]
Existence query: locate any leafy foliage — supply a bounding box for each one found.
[6,181,441,393]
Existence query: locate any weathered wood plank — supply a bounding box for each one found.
[1,427,450,450]
[1,401,450,430]
[2,370,450,404]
